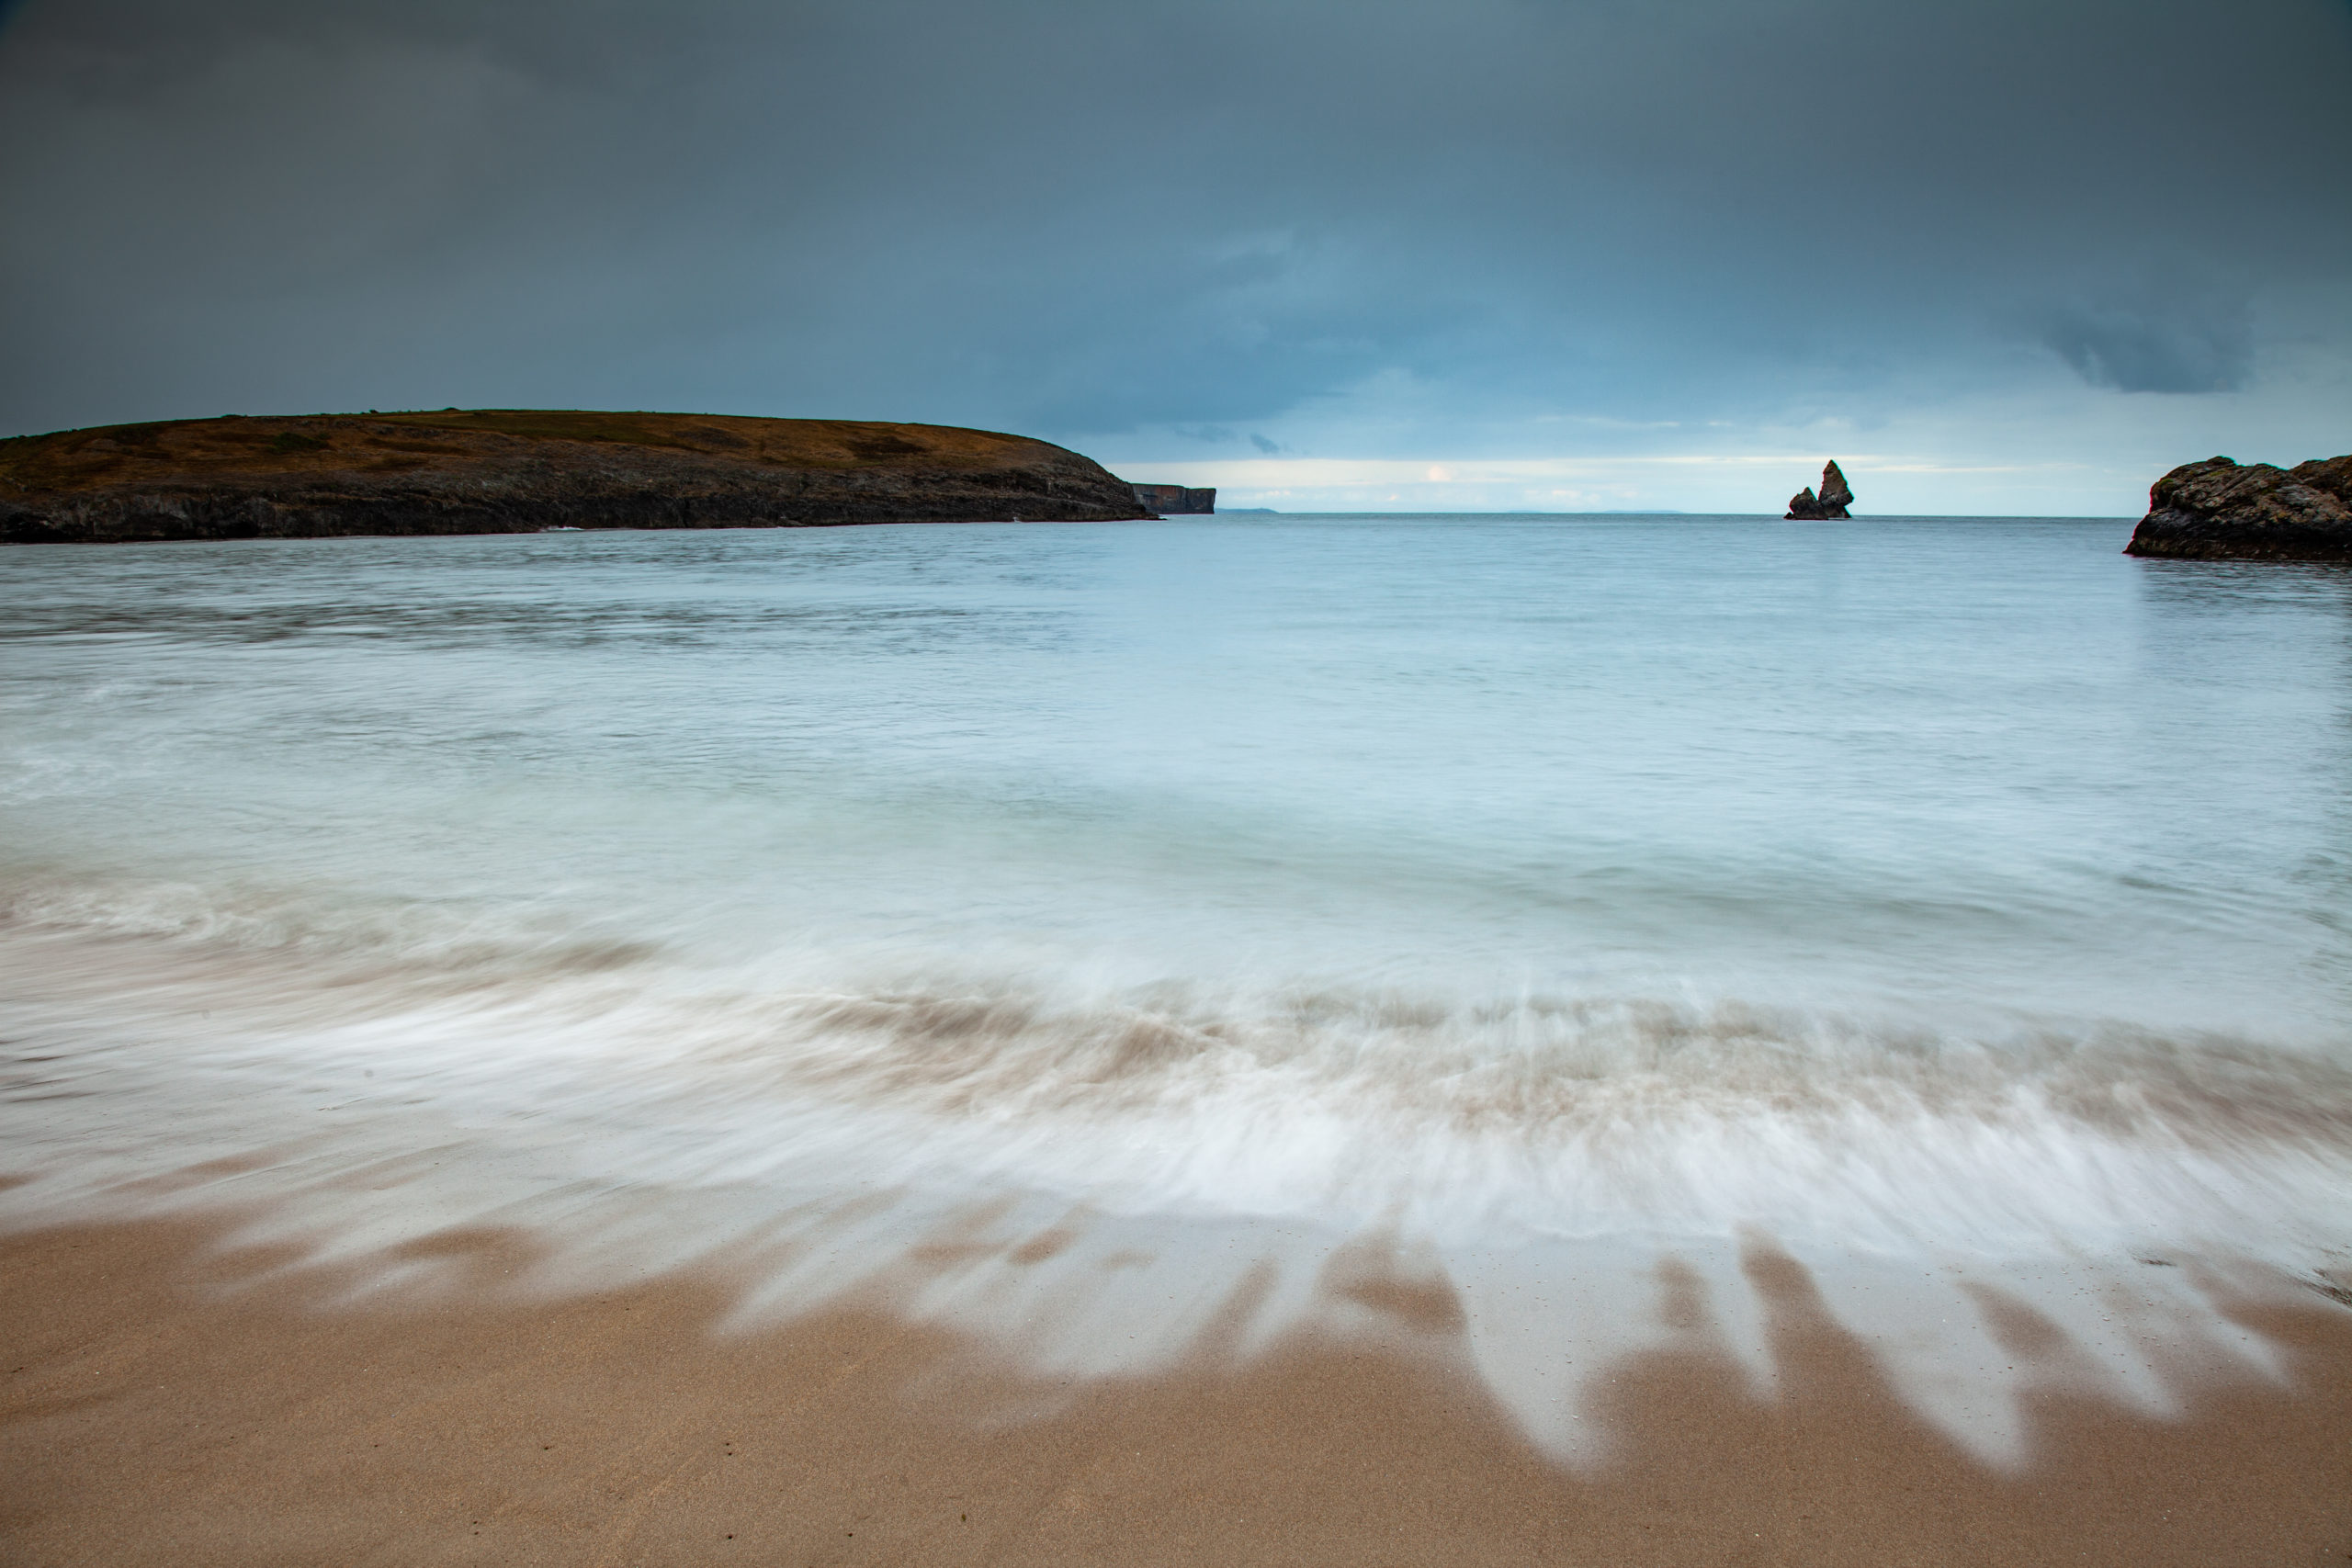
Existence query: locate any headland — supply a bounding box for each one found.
[0,411,1150,544]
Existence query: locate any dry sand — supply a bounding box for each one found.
[4,1210,2349,1567]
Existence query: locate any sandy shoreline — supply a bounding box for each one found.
[4,1210,2348,1566]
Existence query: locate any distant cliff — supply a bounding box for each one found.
[0,411,1150,544]
[1129,483,1216,515]
[2125,453,2352,563]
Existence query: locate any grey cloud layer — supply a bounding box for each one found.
[3,0,2347,446]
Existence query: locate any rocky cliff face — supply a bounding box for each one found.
[1784,461,1854,520]
[2124,454,2352,562]
[0,411,1150,544]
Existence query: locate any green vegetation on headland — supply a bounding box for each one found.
[0,411,1150,544]
[2126,452,2352,562]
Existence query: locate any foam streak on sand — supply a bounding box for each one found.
[5,1213,2352,1566]
[3,909,2349,1470]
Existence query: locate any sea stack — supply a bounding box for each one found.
[0,411,1151,544]
[1785,461,1854,520]
[2123,453,2352,563]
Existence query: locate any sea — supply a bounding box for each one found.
[5,514,2349,1460]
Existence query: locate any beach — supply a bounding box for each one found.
[6,1212,2351,1565]
[5,516,2351,1561]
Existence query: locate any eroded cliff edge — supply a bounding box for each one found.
[2124,452,2352,563]
[0,411,1150,544]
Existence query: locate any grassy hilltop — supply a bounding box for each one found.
[0,411,1148,543]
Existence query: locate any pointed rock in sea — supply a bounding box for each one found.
[1784,461,1854,520]
[1817,461,1853,517]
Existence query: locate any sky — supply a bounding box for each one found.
[3,0,2348,514]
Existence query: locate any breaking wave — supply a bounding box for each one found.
[6,872,2349,1264]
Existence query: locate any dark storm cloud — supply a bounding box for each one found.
[2041,286,2255,395]
[2,0,2347,444]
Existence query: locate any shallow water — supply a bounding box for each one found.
[5,515,2349,1457]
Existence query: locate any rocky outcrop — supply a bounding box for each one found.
[2124,453,2352,562]
[1784,461,1854,520]
[0,411,1151,544]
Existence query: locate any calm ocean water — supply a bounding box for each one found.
[5,515,2349,1451]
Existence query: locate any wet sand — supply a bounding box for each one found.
[4,1213,2349,1567]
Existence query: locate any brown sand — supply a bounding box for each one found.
[3,1214,2349,1566]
